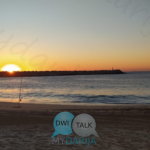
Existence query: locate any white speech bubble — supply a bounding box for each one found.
[72,113,99,138]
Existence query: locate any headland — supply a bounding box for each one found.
[0,69,124,77]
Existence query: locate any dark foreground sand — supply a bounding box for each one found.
[0,102,150,150]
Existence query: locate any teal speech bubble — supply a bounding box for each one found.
[51,112,74,138]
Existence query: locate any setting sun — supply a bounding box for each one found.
[1,64,21,73]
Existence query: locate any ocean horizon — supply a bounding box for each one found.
[0,71,150,104]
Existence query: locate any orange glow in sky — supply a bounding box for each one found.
[0,1,150,72]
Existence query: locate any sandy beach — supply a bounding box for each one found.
[0,102,150,150]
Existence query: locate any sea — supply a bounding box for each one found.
[0,72,150,104]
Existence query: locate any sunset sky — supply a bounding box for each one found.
[0,0,150,71]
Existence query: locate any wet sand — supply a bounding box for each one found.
[0,102,150,150]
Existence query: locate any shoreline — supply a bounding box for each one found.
[1,101,150,110]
